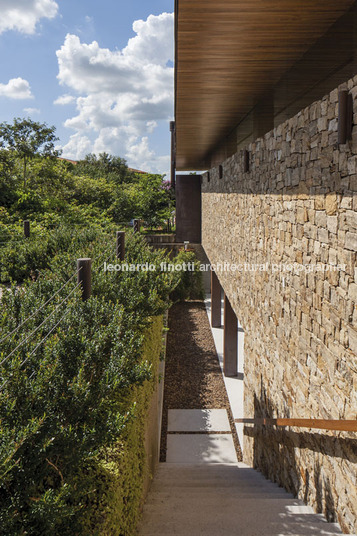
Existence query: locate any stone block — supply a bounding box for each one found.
[325,193,338,215]
[345,232,357,251]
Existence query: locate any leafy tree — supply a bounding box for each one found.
[0,149,17,207]
[136,174,173,229]
[0,118,60,187]
[75,152,135,184]
[109,184,138,223]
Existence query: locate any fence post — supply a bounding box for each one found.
[133,219,140,234]
[116,231,125,260]
[23,220,30,238]
[77,258,92,301]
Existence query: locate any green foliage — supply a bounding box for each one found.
[0,118,60,186]
[0,235,177,534]
[108,184,138,224]
[78,316,164,536]
[0,150,18,208]
[13,190,44,214]
[170,249,205,302]
[75,153,135,185]
[0,226,110,283]
[0,119,175,232]
[134,174,173,229]
[69,175,114,209]
[0,120,189,533]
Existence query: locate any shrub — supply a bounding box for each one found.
[0,234,176,534]
[13,190,44,214]
[0,225,114,283]
[78,316,164,535]
[170,249,205,301]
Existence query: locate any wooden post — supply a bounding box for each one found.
[23,220,30,238]
[116,231,125,260]
[211,270,222,328]
[223,294,238,377]
[133,219,140,234]
[77,258,92,301]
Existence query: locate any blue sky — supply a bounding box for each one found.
[0,0,174,176]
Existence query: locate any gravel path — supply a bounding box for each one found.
[160,300,242,462]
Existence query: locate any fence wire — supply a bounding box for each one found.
[0,266,83,346]
[0,281,81,367]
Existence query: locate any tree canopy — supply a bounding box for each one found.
[0,118,60,186]
[75,152,135,184]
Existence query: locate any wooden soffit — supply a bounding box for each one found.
[175,0,355,170]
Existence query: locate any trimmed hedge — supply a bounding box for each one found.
[79,316,164,535]
[0,231,203,534]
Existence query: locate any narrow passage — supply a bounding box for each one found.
[160,300,242,462]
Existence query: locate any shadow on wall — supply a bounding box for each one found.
[244,390,357,532]
[202,148,355,199]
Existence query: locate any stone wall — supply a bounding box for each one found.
[201,76,357,532]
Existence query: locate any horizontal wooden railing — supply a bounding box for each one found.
[235,418,357,432]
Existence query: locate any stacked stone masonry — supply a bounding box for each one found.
[202,77,357,533]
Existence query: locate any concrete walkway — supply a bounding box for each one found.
[138,407,351,535]
[138,463,350,536]
[137,298,354,536]
[166,408,237,464]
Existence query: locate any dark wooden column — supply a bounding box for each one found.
[211,270,222,328]
[170,121,176,188]
[223,294,238,377]
[175,175,202,243]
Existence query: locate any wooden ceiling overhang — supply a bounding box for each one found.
[175,0,355,170]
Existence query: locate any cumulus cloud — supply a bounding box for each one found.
[56,12,174,175]
[54,94,76,106]
[0,0,58,34]
[0,78,33,99]
[59,132,92,161]
[23,107,40,115]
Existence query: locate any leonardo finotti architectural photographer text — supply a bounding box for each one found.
[103,261,346,274]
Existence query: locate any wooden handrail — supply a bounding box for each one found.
[235,418,357,432]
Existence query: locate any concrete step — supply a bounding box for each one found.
[137,463,349,536]
[144,234,176,244]
[166,434,237,464]
[139,522,344,536]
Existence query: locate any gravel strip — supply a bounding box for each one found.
[160,300,242,462]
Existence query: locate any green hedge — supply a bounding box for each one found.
[0,232,203,534]
[79,316,163,535]
[0,224,116,283]
[0,235,170,534]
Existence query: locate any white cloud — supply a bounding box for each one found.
[126,137,170,176]
[54,94,75,106]
[58,132,92,161]
[0,0,58,34]
[0,78,33,99]
[56,12,174,175]
[23,107,40,115]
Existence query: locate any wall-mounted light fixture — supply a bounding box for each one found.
[219,164,223,179]
[338,90,353,145]
[244,149,250,173]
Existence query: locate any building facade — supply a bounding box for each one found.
[175,1,357,532]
